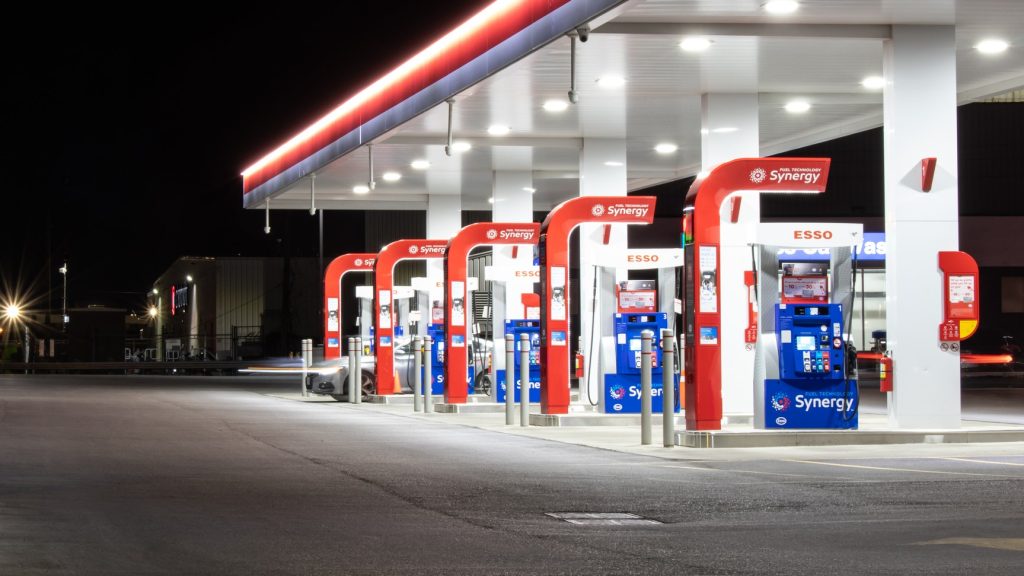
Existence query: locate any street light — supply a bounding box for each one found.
[3,304,20,321]
[59,262,68,327]
[148,306,158,319]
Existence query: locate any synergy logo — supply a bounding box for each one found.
[408,245,420,255]
[486,229,498,240]
[591,204,606,217]
[609,384,626,400]
[751,166,823,186]
[771,392,791,412]
[499,228,535,241]
[605,203,650,218]
[354,258,363,266]
[419,244,446,256]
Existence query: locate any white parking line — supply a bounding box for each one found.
[943,457,1024,467]
[784,460,1016,478]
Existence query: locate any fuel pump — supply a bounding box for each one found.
[751,223,862,430]
[602,280,679,414]
[496,317,541,403]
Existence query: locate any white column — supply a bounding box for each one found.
[701,93,760,416]
[883,26,960,428]
[579,138,627,405]
[426,148,463,328]
[491,161,534,372]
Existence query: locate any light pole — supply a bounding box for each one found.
[58,262,68,329]
[3,304,27,369]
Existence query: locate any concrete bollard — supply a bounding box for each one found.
[662,329,675,448]
[520,333,530,428]
[301,338,313,398]
[640,330,653,445]
[505,334,515,425]
[347,337,357,403]
[424,335,433,413]
[413,336,423,412]
[354,337,362,405]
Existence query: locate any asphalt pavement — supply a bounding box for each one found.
[1,373,1022,575]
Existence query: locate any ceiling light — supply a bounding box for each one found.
[487,124,510,136]
[603,161,624,167]
[542,99,569,112]
[451,141,472,153]
[784,100,811,114]
[353,184,370,194]
[975,39,1009,55]
[654,143,678,154]
[522,187,536,193]
[596,75,626,89]
[861,76,885,90]
[488,198,495,204]
[712,127,738,133]
[410,159,430,170]
[764,0,799,15]
[382,171,401,182]
[679,37,712,53]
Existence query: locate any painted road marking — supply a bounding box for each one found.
[784,460,1016,478]
[663,464,836,480]
[943,457,1024,467]
[915,537,1024,552]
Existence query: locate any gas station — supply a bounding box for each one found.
[242,0,1021,443]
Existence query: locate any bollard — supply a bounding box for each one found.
[640,330,653,445]
[347,337,357,403]
[301,338,312,398]
[413,336,423,412]
[662,329,675,448]
[505,334,515,425]
[424,335,433,413]
[520,333,530,428]
[354,337,362,404]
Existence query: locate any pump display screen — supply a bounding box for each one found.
[618,289,656,313]
[795,335,817,351]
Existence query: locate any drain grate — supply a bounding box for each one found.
[546,512,662,526]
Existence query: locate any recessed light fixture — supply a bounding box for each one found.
[712,127,739,133]
[679,37,712,53]
[353,184,370,194]
[596,75,626,89]
[700,128,710,135]
[487,124,511,136]
[654,143,678,154]
[784,100,811,114]
[451,141,472,153]
[522,186,536,193]
[603,161,624,167]
[861,76,885,90]
[764,0,799,15]
[382,171,401,182]
[542,99,569,112]
[975,38,1009,55]
[488,197,495,204]
[410,159,430,170]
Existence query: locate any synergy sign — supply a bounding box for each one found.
[764,380,859,429]
[323,253,376,357]
[749,165,824,186]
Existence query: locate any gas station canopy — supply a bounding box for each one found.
[241,0,1023,212]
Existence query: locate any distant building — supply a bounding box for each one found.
[151,257,320,360]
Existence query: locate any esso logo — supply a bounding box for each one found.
[793,230,833,240]
[514,270,540,278]
[627,254,660,264]
[749,167,767,184]
[408,245,420,255]
[591,204,605,217]
[353,258,363,266]
[486,229,498,240]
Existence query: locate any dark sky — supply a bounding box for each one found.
[4,1,485,312]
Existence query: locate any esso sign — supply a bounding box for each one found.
[514,270,540,278]
[627,254,660,264]
[794,230,833,240]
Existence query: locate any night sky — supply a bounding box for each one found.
[5,1,485,313]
